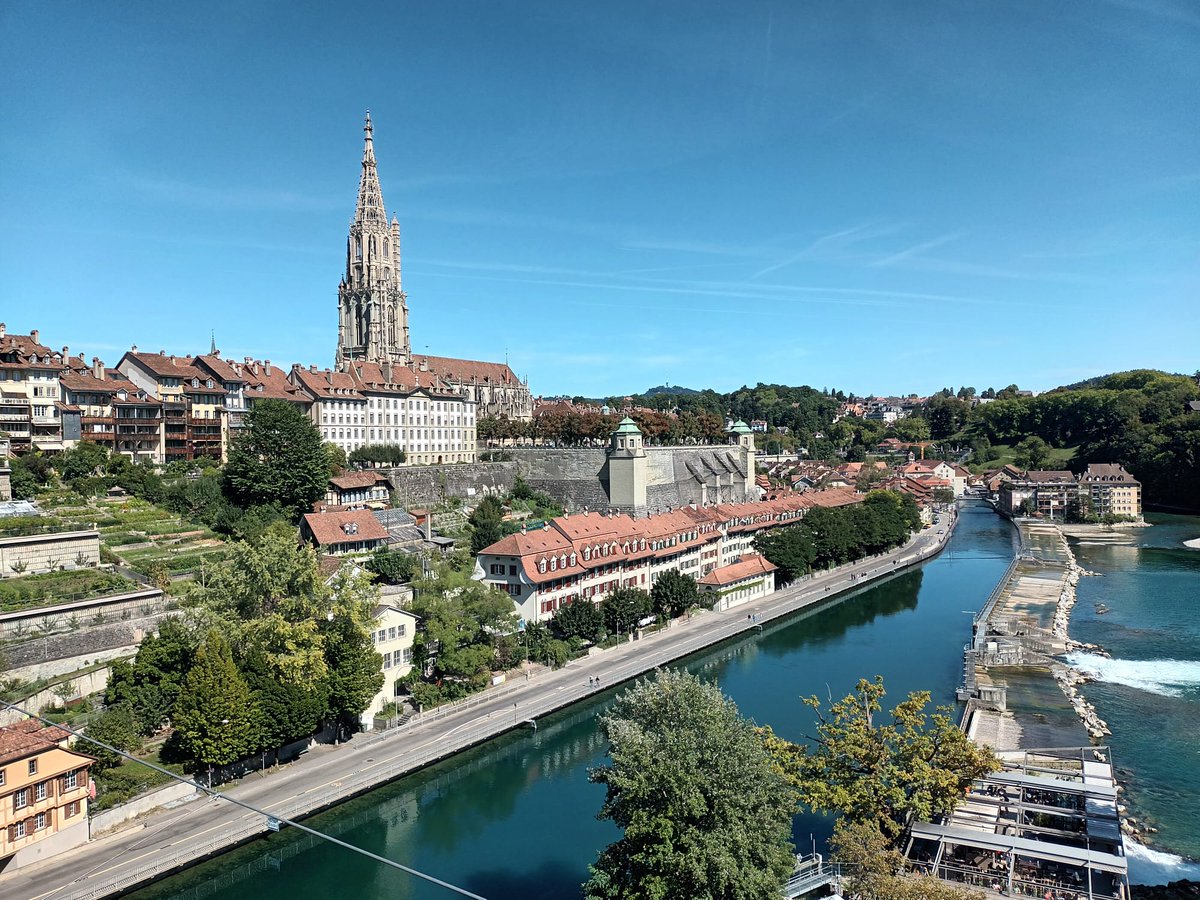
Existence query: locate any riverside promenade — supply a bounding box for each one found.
[9,511,956,900]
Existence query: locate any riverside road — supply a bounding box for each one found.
[9,512,955,900]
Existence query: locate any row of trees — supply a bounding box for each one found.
[752,491,923,583]
[585,671,995,900]
[90,529,383,775]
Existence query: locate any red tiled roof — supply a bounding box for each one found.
[422,355,520,385]
[290,366,363,400]
[697,554,776,586]
[192,354,246,384]
[302,509,390,546]
[330,471,392,491]
[480,489,862,585]
[0,720,72,766]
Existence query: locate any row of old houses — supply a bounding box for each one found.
[1,324,501,466]
[473,489,863,624]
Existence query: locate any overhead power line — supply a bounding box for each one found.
[0,700,489,900]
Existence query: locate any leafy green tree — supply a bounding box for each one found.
[105,617,200,734]
[602,587,651,637]
[323,441,348,475]
[173,629,263,770]
[80,704,143,770]
[550,598,604,642]
[753,526,815,583]
[224,398,328,518]
[55,441,109,483]
[764,676,997,840]
[347,443,407,466]
[322,602,384,731]
[584,670,799,900]
[1013,436,1050,470]
[650,569,700,619]
[890,416,931,443]
[831,818,981,900]
[366,547,417,584]
[244,657,326,752]
[469,494,507,554]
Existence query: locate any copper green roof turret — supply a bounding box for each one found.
[613,416,641,434]
[728,420,753,434]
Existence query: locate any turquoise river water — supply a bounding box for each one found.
[125,504,1200,898]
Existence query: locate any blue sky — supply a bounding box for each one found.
[1,1,1196,399]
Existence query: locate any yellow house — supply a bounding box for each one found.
[363,603,419,729]
[0,720,94,873]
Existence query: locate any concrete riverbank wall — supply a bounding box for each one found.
[19,514,958,900]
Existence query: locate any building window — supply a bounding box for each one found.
[63,770,78,791]
[489,564,504,576]
[65,800,80,817]
[0,769,5,786]
[34,812,47,831]
[34,781,47,801]
[28,759,37,776]
[402,647,413,665]
[397,623,406,637]
[388,626,397,641]
[14,788,29,810]
[383,652,392,668]
[13,820,26,838]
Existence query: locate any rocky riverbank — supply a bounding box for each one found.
[1050,535,1111,740]
[1132,880,1200,899]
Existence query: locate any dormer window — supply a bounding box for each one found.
[569,552,576,566]
[583,548,590,562]
[549,557,557,572]
[206,379,213,389]
[538,559,547,574]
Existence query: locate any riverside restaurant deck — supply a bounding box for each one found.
[905,747,1129,899]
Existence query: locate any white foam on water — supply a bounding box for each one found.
[1126,837,1200,885]
[1065,652,1200,698]
[1184,537,1200,550]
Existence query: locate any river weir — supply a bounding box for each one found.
[960,512,1200,887]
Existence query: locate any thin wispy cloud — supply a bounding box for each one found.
[751,222,902,279]
[870,233,965,268]
[122,175,342,213]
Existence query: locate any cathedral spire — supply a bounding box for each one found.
[355,111,386,226]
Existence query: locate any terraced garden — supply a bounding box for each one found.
[30,493,231,582]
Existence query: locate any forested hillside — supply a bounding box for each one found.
[951,371,1200,511]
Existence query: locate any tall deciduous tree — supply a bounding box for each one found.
[764,676,997,840]
[602,587,651,637]
[173,629,262,770]
[650,569,700,619]
[224,398,328,518]
[584,670,799,900]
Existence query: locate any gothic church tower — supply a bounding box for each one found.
[336,113,410,369]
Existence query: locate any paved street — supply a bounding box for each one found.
[8,512,954,900]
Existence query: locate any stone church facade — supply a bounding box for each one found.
[334,115,532,422]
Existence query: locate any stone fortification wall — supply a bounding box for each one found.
[378,445,756,514]
[0,665,113,726]
[505,445,756,514]
[509,448,611,511]
[381,462,517,508]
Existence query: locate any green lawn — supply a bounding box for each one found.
[972,443,1079,473]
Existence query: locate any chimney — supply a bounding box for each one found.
[420,357,428,372]
[245,356,253,366]
[30,329,39,344]
[0,323,5,338]
[131,344,138,353]
[264,359,270,367]
[93,357,104,379]
[62,345,69,359]
[327,371,334,385]
[310,364,317,373]
[424,515,432,541]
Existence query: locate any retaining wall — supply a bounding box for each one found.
[90,781,200,837]
[0,530,101,577]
